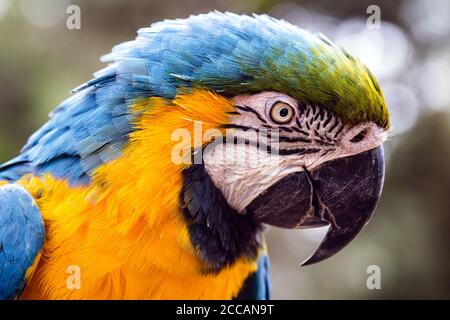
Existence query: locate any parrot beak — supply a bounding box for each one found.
[244,146,385,265]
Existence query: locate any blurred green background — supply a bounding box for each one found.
[0,0,449,299]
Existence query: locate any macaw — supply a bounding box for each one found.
[0,12,389,300]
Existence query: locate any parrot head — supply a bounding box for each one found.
[204,91,387,266]
[99,12,390,268]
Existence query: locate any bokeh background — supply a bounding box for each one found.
[0,0,449,299]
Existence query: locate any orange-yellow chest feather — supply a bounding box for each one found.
[17,91,257,299]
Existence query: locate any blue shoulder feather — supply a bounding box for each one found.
[0,184,44,299]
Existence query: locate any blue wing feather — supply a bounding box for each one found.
[235,254,271,300]
[0,85,134,185]
[0,184,44,299]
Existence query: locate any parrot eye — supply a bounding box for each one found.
[269,102,294,124]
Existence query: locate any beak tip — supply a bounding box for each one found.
[299,259,315,267]
[299,251,328,266]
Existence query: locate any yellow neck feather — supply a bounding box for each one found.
[18,90,258,299]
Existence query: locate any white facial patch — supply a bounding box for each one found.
[203,143,306,212]
[203,91,388,213]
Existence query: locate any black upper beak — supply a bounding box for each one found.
[245,146,385,265]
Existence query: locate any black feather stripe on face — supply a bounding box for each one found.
[180,161,263,273]
[225,101,348,157]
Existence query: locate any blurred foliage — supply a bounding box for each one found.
[0,0,448,299]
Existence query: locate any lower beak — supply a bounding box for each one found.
[244,146,385,265]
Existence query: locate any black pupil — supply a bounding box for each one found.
[279,108,289,117]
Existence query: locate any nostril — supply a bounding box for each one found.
[350,129,367,143]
